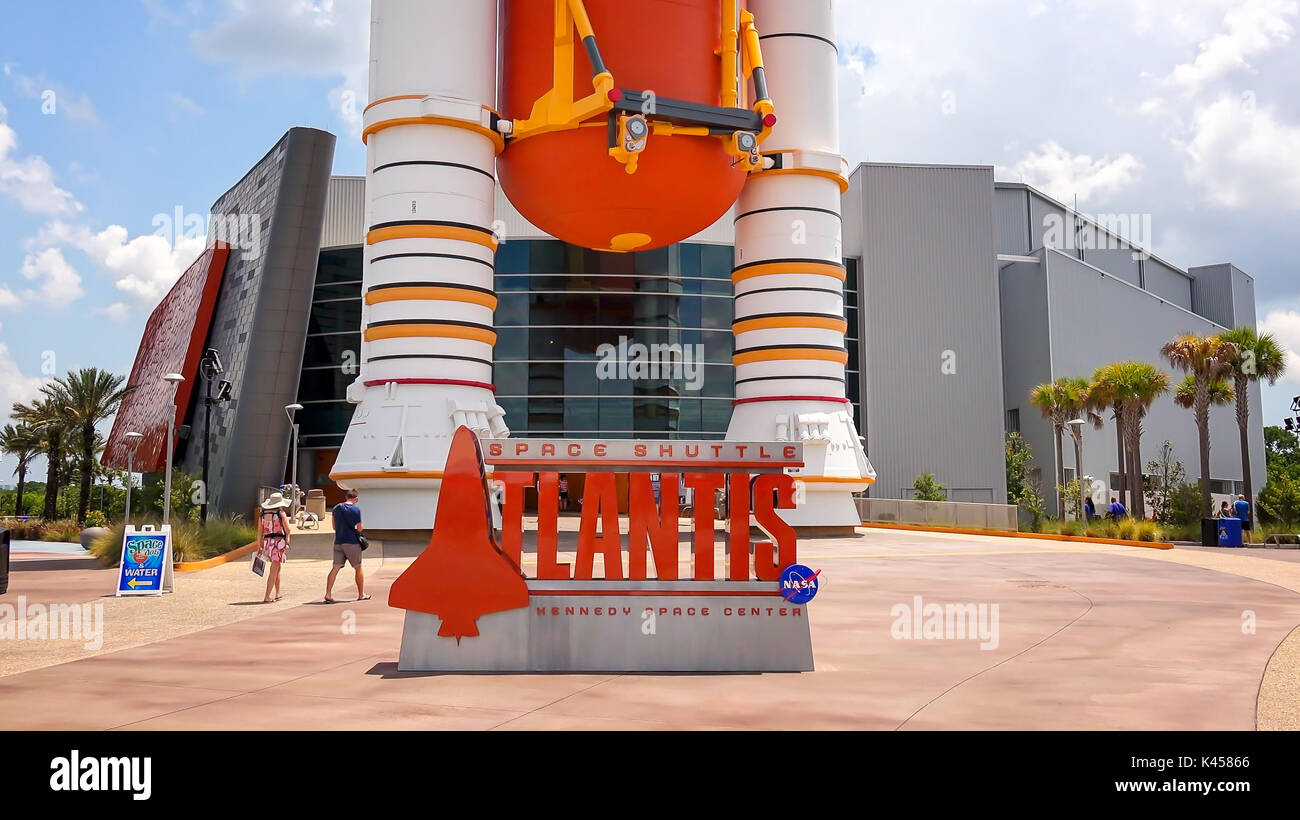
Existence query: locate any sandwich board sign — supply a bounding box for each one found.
[116,524,174,596]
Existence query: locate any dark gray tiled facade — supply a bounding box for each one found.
[178,127,336,515]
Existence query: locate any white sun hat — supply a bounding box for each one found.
[261,492,291,510]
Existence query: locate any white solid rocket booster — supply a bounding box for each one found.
[330,0,509,529]
[726,0,875,527]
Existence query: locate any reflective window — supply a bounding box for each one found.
[295,241,864,441]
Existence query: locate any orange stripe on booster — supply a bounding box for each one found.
[363,324,498,344]
[366,224,500,251]
[733,315,847,335]
[732,261,846,283]
[733,348,849,366]
[365,287,498,309]
[362,115,505,153]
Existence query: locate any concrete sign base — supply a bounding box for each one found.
[397,580,814,673]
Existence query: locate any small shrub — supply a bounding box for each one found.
[84,510,108,529]
[912,473,947,502]
[90,515,257,566]
[89,523,125,565]
[42,519,84,543]
[1060,519,1085,537]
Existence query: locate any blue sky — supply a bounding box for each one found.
[1,0,1298,483]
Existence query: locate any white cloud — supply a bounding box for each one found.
[1260,309,1300,389]
[996,141,1143,204]
[0,287,18,308]
[0,340,49,414]
[94,302,132,323]
[191,0,368,134]
[19,247,84,305]
[168,91,205,115]
[1178,95,1300,208]
[30,221,207,304]
[2,63,100,124]
[0,101,83,216]
[1162,0,1297,98]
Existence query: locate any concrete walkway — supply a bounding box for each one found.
[1,527,1297,730]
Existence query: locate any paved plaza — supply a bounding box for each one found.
[2,524,1298,730]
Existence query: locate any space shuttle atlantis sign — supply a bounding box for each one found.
[389,426,816,672]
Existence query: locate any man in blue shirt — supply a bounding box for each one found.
[1107,496,1127,520]
[325,489,368,603]
[1234,494,1252,539]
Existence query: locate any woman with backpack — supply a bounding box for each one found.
[259,491,292,602]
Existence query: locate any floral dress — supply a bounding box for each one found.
[260,509,289,563]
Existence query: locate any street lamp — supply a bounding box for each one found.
[198,349,230,525]
[1067,418,1086,520]
[161,373,185,526]
[285,403,304,517]
[123,431,143,527]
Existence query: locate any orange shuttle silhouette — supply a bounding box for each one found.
[388,426,529,642]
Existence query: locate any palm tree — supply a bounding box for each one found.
[1090,365,1129,509]
[1030,377,1090,517]
[45,368,133,524]
[12,396,71,520]
[0,424,38,516]
[1094,361,1170,520]
[1219,327,1287,512]
[1175,375,1234,412]
[1162,333,1237,516]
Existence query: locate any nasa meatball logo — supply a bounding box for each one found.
[779,564,821,605]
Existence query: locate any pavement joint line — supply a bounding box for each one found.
[1257,623,1300,731]
[894,557,1097,730]
[104,643,390,731]
[485,675,623,731]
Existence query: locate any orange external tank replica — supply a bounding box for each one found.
[498,0,773,253]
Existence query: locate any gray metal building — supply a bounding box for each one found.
[175,127,336,515]
[116,132,1267,517]
[996,181,1265,513]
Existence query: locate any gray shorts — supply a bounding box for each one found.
[333,542,363,568]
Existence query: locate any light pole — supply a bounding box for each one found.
[198,349,227,525]
[1067,418,1086,520]
[162,373,185,526]
[123,431,143,527]
[285,403,303,517]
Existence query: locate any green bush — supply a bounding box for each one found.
[88,515,257,567]
[912,473,947,502]
[1259,472,1300,527]
[84,510,108,528]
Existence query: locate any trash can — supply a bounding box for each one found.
[1217,517,1244,548]
[0,528,10,595]
[1200,517,1218,547]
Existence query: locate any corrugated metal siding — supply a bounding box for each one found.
[1230,265,1257,327]
[1145,257,1193,309]
[994,186,1030,255]
[1028,192,1067,253]
[858,164,1006,502]
[1082,248,1141,286]
[998,252,1055,504]
[1044,249,1246,486]
[320,176,366,248]
[1188,263,1235,327]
